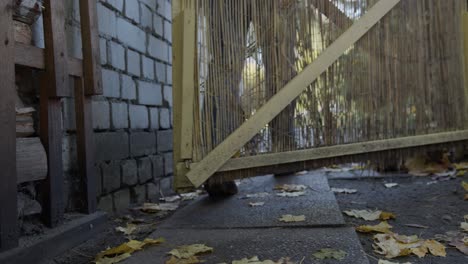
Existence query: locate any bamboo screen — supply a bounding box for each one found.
[188,0,467,164]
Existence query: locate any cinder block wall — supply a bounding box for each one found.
[62,0,173,213]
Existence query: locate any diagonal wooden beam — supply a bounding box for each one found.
[186,0,401,187]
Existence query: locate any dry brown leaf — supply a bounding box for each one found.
[231,256,286,264]
[312,248,347,260]
[276,191,306,198]
[455,162,468,170]
[461,222,468,232]
[331,188,358,194]
[424,240,446,257]
[380,212,396,221]
[344,210,382,221]
[274,184,307,192]
[457,170,467,177]
[357,222,393,233]
[249,202,265,207]
[168,244,213,259]
[463,182,468,192]
[405,154,451,176]
[139,203,179,213]
[95,238,164,264]
[115,223,137,236]
[279,214,306,223]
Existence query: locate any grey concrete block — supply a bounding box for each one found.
[149,107,159,130]
[159,108,171,129]
[101,161,121,193]
[109,41,126,70]
[163,152,173,175]
[102,68,120,98]
[164,20,171,43]
[140,4,153,29]
[140,0,157,10]
[150,155,164,178]
[124,0,140,22]
[129,104,149,129]
[127,49,141,76]
[157,130,172,152]
[117,17,146,53]
[97,3,116,37]
[122,75,137,99]
[137,81,162,106]
[142,56,155,79]
[95,132,130,161]
[159,176,174,196]
[111,102,129,129]
[163,85,172,107]
[166,65,172,84]
[98,194,113,213]
[132,185,146,204]
[130,132,156,156]
[100,38,107,65]
[146,182,159,202]
[155,62,166,83]
[153,15,163,37]
[148,36,168,62]
[107,0,124,12]
[122,159,138,186]
[138,157,153,183]
[157,0,171,20]
[113,188,130,212]
[92,100,110,130]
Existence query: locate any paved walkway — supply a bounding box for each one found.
[123,174,369,263]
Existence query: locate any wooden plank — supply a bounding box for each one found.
[198,130,468,172]
[39,75,64,227]
[17,138,48,184]
[185,0,401,187]
[14,42,83,77]
[43,0,69,97]
[74,77,97,214]
[0,212,107,263]
[79,0,103,95]
[0,1,19,251]
[463,12,468,126]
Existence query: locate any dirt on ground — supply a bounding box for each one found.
[331,173,468,264]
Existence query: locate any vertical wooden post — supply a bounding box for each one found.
[173,1,197,191]
[43,0,69,97]
[0,1,19,251]
[462,11,468,126]
[74,77,97,214]
[39,75,64,227]
[79,0,103,96]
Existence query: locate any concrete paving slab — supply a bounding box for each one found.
[122,227,369,264]
[160,174,345,229]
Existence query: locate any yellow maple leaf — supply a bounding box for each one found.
[462,182,468,192]
[380,212,396,221]
[356,222,393,233]
[168,244,213,259]
[165,256,202,264]
[457,170,467,177]
[424,240,446,257]
[95,237,164,263]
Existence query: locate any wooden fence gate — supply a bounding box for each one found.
[173,0,468,191]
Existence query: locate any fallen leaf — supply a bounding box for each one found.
[404,224,429,229]
[279,214,306,223]
[457,170,467,177]
[165,256,202,264]
[244,193,270,199]
[378,260,412,264]
[331,188,358,194]
[274,184,307,192]
[454,162,468,170]
[344,210,382,221]
[180,191,202,201]
[231,256,279,264]
[384,183,399,188]
[356,221,393,233]
[424,240,446,257]
[405,154,451,176]
[380,212,397,221]
[435,231,468,255]
[168,244,213,259]
[139,203,179,213]
[95,238,164,264]
[461,222,468,232]
[160,196,181,202]
[463,181,468,192]
[115,223,137,236]
[249,202,265,207]
[276,191,306,198]
[312,248,347,260]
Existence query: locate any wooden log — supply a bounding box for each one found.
[16,138,48,184]
[0,0,19,251]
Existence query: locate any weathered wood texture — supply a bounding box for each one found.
[74,78,97,213]
[39,75,64,227]
[16,107,35,137]
[14,42,83,77]
[203,130,468,172]
[16,138,48,184]
[186,0,401,187]
[0,0,19,251]
[43,0,69,97]
[79,0,102,95]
